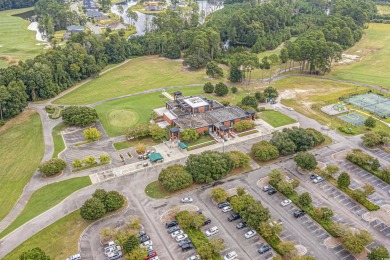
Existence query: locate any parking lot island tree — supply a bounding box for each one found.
[342,229,373,254]
[337,172,351,189]
[83,127,102,142]
[270,131,297,155]
[294,152,317,171]
[80,197,106,220]
[176,210,206,229]
[367,245,390,260]
[135,143,147,154]
[62,106,99,127]
[99,154,110,164]
[19,247,51,260]
[251,140,279,161]
[38,158,66,177]
[298,192,312,208]
[104,191,125,212]
[158,164,193,192]
[126,247,148,260]
[230,194,256,213]
[226,150,250,168]
[185,151,233,183]
[210,187,229,203]
[258,222,282,239]
[123,235,139,254]
[275,241,296,257]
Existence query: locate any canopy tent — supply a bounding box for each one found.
[148,152,164,162]
[178,142,188,149]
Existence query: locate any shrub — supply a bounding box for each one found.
[123,235,139,254]
[92,189,108,202]
[337,172,350,189]
[158,164,193,192]
[251,140,279,161]
[80,197,106,220]
[347,149,381,172]
[135,142,146,154]
[231,86,238,93]
[241,95,258,109]
[71,158,82,169]
[233,120,255,132]
[180,128,200,142]
[83,127,102,142]
[368,246,390,260]
[294,152,317,171]
[214,82,229,96]
[99,154,110,164]
[104,191,125,212]
[0,119,5,126]
[226,150,250,168]
[203,82,214,93]
[338,126,355,135]
[38,158,67,176]
[62,106,98,127]
[82,156,96,166]
[365,116,376,128]
[221,100,230,106]
[210,187,229,203]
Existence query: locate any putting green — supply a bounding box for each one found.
[108,109,138,128]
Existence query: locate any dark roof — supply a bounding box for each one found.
[170,127,179,133]
[246,110,255,114]
[219,125,229,131]
[86,10,103,17]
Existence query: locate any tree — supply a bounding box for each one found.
[228,66,243,82]
[82,156,96,166]
[123,235,139,254]
[38,158,66,176]
[294,152,317,171]
[276,241,296,256]
[126,247,148,260]
[368,246,389,260]
[180,128,199,142]
[278,180,294,196]
[150,111,158,120]
[126,9,138,26]
[62,106,98,127]
[83,127,102,142]
[251,141,279,161]
[19,247,51,260]
[230,194,256,213]
[298,192,312,207]
[158,164,193,192]
[270,131,297,155]
[363,183,375,196]
[323,165,339,178]
[268,169,285,183]
[80,197,106,220]
[93,189,108,202]
[197,242,213,259]
[241,201,270,228]
[203,82,214,93]
[0,85,10,120]
[99,154,110,164]
[259,221,282,238]
[149,124,165,140]
[343,230,373,254]
[176,210,206,229]
[365,116,376,128]
[206,61,223,78]
[185,151,233,183]
[210,187,229,203]
[231,86,238,93]
[362,132,382,148]
[210,238,225,254]
[236,187,246,196]
[255,91,266,102]
[241,96,258,109]
[214,82,229,96]
[264,86,278,99]
[72,158,82,169]
[135,143,146,154]
[337,172,350,189]
[233,120,255,132]
[104,191,124,212]
[314,207,334,221]
[226,150,250,168]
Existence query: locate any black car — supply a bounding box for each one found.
[228,213,240,222]
[217,202,230,208]
[258,244,272,254]
[196,209,203,214]
[139,235,150,243]
[178,239,192,247]
[139,230,146,237]
[167,225,181,233]
[268,189,277,195]
[181,243,195,252]
[203,218,211,226]
[165,221,179,228]
[236,221,247,229]
[310,174,319,180]
[294,210,306,218]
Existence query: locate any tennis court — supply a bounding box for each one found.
[343,93,390,118]
[338,113,366,126]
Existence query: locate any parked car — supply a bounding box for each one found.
[313,176,325,183]
[171,230,184,238]
[217,202,230,208]
[139,235,150,243]
[236,221,247,229]
[228,213,240,222]
[107,251,122,260]
[178,239,192,247]
[196,209,203,214]
[104,245,121,256]
[310,174,319,180]
[147,251,157,258]
[167,225,181,233]
[287,107,294,111]
[141,240,153,247]
[224,251,238,260]
[244,230,257,239]
[149,257,159,260]
[181,197,193,203]
[103,241,116,250]
[182,243,195,252]
[281,199,292,207]
[222,206,232,213]
[165,221,178,228]
[205,226,219,237]
[262,185,274,192]
[268,189,277,195]
[66,254,81,260]
[203,218,211,226]
[258,244,272,254]
[294,210,306,218]
[176,234,188,242]
[187,255,200,260]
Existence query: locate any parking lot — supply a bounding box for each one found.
[369,148,390,163]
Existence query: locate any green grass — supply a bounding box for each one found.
[0,8,44,68]
[3,210,91,260]
[184,135,213,146]
[377,5,390,14]
[237,129,259,137]
[259,110,296,127]
[0,110,44,222]
[145,181,172,199]
[187,140,216,151]
[53,56,217,105]
[330,23,390,90]
[113,138,160,150]
[0,177,91,239]
[52,122,66,158]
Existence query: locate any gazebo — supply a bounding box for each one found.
[148,153,164,163]
[178,142,188,149]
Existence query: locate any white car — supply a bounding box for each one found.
[104,245,121,256]
[66,254,81,260]
[222,206,232,213]
[205,226,219,237]
[175,234,188,242]
[187,255,200,260]
[181,197,193,203]
[141,240,153,247]
[244,230,257,239]
[170,230,184,238]
[224,251,238,260]
[313,176,325,183]
[149,257,159,260]
[281,199,292,207]
[287,107,294,111]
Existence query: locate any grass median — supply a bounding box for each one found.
[259,110,296,127]
[52,122,66,158]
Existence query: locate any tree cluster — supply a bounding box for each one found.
[251,140,279,161]
[62,106,98,127]
[158,164,193,192]
[226,150,250,168]
[233,120,255,132]
[0,0,38,10]
[38,158,67,176]
[294,152,317,171]
[362,131,390,148]
[175,210,206,229]
[125,123,165,140]
[80,189,125,220]
[346,149,381,172]
[19,247,51,260]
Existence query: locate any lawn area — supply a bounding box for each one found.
[0,8,44,68]
[0,110,44,222]
[330,23,390,90]
[259,110,296,127]
[145,181,200,199]
[113,137,160,150]
[184,135,213,146]
[274,76,390,135]
[3,210,90,260]
[0,177,91,239]
[52,122,66,158]
[377,5,390,14]
[53,56,217,105]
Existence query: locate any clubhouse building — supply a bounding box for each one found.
[161,92,256,140]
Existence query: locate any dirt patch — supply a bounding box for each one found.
[324,237,341,248]
[338,53,361,65]
[332,149,350,161]
[0,109,37,134]
[160,204,199,223]
[279,89,310,100]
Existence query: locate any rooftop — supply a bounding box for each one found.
[183,96,209,108]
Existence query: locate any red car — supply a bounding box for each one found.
[144,251,157,260]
